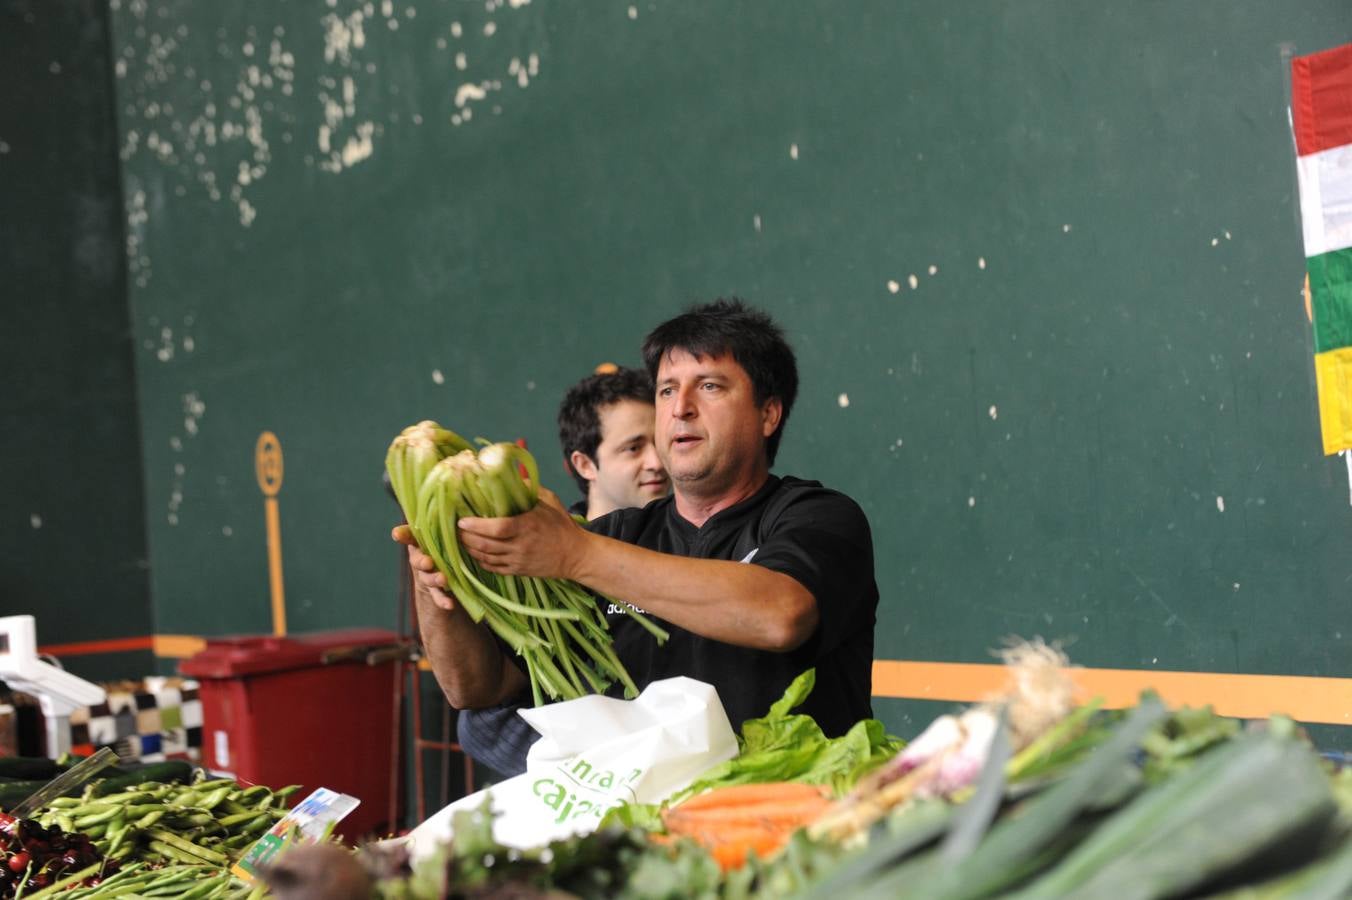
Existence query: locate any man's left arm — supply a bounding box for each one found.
[457,489,819,652]
[575,537,820,651]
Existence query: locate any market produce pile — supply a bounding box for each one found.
[386,420,668,705]
[601,667,904,853]
[351,646,1352,899]
[0,758,297,898]
[7,642,1352,897]
[32,775,297,868]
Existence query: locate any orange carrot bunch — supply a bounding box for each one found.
[657,782,833,871]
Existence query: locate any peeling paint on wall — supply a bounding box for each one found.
[112,0,551,238]
[110,0,298,284]
[161,391,208,526]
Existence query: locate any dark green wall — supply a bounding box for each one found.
[0,0,154,681]
[16,1,1349,737]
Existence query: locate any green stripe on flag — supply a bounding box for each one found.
[1309,246,1352,354]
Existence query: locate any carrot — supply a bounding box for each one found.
[656,781,837,871]
[663,796,832,834]
[662,804,832,871]
[671,781,831,813]
[706,831,788,872]
[669,821,791,843]
[668,823,795,872]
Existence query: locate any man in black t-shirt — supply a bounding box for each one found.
[584,472,875,735]
[397,299,878,772]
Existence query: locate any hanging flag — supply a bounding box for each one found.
[1291,42,1352,454]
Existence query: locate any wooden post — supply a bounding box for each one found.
[255,431,287,637]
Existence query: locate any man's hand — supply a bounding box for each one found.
[392,524,458,613]
[456,487,589,579]
[391,524,527,707]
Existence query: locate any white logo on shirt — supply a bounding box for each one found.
[740,548,759,563]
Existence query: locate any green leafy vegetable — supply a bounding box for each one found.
[668,670,904,805]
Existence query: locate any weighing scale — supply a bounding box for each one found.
[0,615,106,756]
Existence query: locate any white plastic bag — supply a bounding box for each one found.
[404,676,736,857]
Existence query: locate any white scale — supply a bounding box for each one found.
[0,615,106,757]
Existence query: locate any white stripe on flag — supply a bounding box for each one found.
[1345,450,1352,507]
[1297,142,1352,257]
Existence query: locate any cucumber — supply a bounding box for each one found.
[89,760,195,796]
[0,756,61,780]
[0,779,46,811]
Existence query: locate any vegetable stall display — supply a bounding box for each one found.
[32,777,299,868]
[346,699,1352,899]
[7,643,1352,897]
[350,648,1352,899]
[386,420,668,705]
[0,763,297,898]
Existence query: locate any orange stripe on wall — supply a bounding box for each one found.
[37,635,154,656]
[36,635,206,659]
[873,660,1352,726]
[29,641,1352,726]
[152,634,207,658]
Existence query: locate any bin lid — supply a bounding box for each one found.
[178,628,401,678]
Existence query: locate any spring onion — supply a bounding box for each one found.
[386,420,668,706]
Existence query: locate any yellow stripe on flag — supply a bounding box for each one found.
[1314,347,1352,454]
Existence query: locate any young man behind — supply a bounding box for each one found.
[557,367,669,519]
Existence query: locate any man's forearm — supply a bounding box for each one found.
[571,532,818,651]
[414,580,524,708]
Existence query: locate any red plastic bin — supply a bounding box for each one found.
[179,628,401,840]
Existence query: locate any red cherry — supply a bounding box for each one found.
[8,851,31,873]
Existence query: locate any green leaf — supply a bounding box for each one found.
[598,802,664,831]
[661,669,904,807]
[769,668,817,718]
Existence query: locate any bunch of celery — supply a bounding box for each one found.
[386,420,667,706]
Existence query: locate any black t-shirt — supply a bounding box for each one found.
[587,475,878,737]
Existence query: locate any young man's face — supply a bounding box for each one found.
[574,398,669,517]
[655,348,781,497]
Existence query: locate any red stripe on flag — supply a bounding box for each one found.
[1292,42,1352,157]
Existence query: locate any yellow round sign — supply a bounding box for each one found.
[255,431,283,496]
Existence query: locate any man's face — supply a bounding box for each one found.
[655,348,781,497]
[584,399,669,513]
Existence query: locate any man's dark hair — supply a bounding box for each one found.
[557,367,656,496]
[641,298,798,465]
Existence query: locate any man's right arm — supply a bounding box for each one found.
[395,525,528,708]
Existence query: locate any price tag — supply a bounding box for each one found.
[231,787,360,882]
